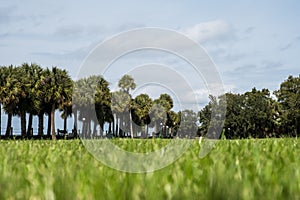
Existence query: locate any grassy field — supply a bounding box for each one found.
[0,138,299,200]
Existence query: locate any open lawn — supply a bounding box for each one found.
[0,138,299,199]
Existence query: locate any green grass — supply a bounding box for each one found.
[0,138,299,199]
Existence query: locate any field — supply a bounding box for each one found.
[0,138,299,200]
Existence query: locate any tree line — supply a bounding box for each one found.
[0,63,299,139]
[199,75,300,139]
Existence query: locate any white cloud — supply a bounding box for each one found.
[182,20,233,43]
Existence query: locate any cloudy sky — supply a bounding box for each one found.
[1,0,300,104]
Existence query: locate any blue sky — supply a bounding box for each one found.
[1,0,300,94]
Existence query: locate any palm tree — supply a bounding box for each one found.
[118,74,136,138]
[21,63,44,136]
[1,65,20,136]
[111,90,131,137]
[73,76,110,138]
[149,100,167,135]
[35,67,73,140]
[0,66,7,136]
[132,94,153,137]
[60,100,72,134]
[13,64,31,137]
[94,76,111,137]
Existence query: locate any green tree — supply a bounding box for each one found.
[73,75,111,138]
[35,67,72,140]
[200,89,275,139]
[118,74,136,138]
[132,94,153,137]
[149,102,167,134]
[1,65,20,136]
[177,109,198,138]
[274,75,300,137]
[0,66,7,136]
[94,76,111,137]
[111,90,131,137]
[73,76,97,138]
[20,63,44,137]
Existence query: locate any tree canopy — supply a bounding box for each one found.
[0,63,299,139]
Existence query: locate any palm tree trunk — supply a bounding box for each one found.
[51,104,56,140]
[146,124,149,137]
[38,113,44,136]
[47,113,51,136]
[93,121,98,137]
[119,115,123,137]
[0,104,1,136]
[88,119,92,138]
[130,111,133,139]
[27,113,33,136]
[112,114,116,136]
[100,122,104,137]
[115,116,119,137]
[73,109,78,131]
[20,110,26,137]
[81,121,85,137]
[154,121,158,134]
[295,117,299,138]
[5,113,12,137]
[109,122,112,134]
[64,115,67,133]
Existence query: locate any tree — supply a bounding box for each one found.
[177,109,198,138]
[117,74,136,138]
[73,76,111,138]
[0,66,7,136]
[0,65,20,136]
[150,94,174,136]
[149,101,167,134]
[118,74,136,93]
[111,90,131,137]
[18,63,44,137]
[199,88,275,139]
[132,94,153,137]
[94,76,111,137]
[243,88,275,138]
[35,67,73,140]
[274,75,300,137]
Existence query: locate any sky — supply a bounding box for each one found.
[1,0,299,89]
[1,0,300,132]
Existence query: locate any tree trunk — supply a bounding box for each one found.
[130,111,133,139]
[100,123,104,137]
[73,109,78,131]
[119,115,123,137]
[154,121,158,134]
[115,116,119,137]
[295,117,299,138]
[94,121,98,137]
[146,124,149,137]
[20,110,26,137]
[47,113,51,136]
[5,113,12,137]
[64,115,67,133]
[27,113,33,136]
[51,104,56,140]
[109,122,112,134]
[87,119,91,138]
[81,121,85,137]
[38,113,44,136]
[0,104,1,136]
[113,113,116,136]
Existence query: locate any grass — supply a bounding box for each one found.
[0,138,299,199]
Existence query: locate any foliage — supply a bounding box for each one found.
[199,88,278,139]
[274,75,300,137]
